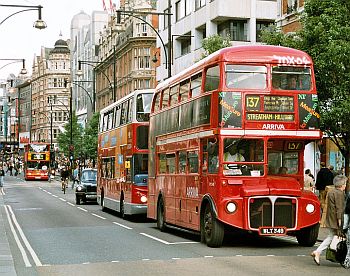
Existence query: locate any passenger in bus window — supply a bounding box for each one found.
[278,166,288,174]
[207,140,218,173]
[224,143,245,163]
[287,75,298,90]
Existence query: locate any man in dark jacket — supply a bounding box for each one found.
[315,162,334,213]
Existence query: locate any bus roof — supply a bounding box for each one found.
[100,89,155,114]
[156,45,313,91]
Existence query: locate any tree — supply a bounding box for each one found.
[57,113,84,161]
[82,112,99,165]
[261,0,350,176]
[201,34,231,58]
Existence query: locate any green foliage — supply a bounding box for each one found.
[57,113,84,158]
[261,0,350,173]
[82,112,99,161]
[201,34,231,58]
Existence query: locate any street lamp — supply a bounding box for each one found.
[63,79,73,166]
[0,4,47,29]
[0,58,27,75]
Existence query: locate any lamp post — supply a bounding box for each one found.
[0,59,27,75]
[0,4,47,29]
[77,60,113,107]
[63,80,73,167]
[71,81,94,113]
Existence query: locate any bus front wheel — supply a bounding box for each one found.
[296,223,319,247]
[157,197,166,231]
[202,203,224,248]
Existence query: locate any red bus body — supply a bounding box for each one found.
[97,90,154,217]
[148,45,321,247]
[24,143,50,181]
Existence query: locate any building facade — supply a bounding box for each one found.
[276,0,305,32]
[70,10,109,128]
[156,0,277,81]
[95,0,158,110]
[31,38,71,148]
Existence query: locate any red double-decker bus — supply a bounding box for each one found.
[148,45,321,247]
[24,143,50,180]
[97,89,154,218]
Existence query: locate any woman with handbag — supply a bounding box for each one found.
[311,175,347,265]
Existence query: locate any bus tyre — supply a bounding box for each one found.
[101,195,106,212]
[202,204,224,248]
[157,197,166,232]
[296,223,319,247]
[120,197,125,219]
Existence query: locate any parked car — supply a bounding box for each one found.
[75,168,97,205]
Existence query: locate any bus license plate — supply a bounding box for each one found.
[259,227,286,236]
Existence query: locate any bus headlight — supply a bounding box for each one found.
[140,195,147,203]
[226,202,237,213]
[306,203,315,213]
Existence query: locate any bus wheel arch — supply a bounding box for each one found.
[200,196,224,248]
[157,193,166,231]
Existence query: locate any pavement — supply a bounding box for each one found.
[0,183,330,276]
[0,187,17,276]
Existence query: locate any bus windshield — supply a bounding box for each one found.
[272,66,311,90]
[27,161,49,170]
[136,93,153,122]
[223,138,264,176]
[226,65,267,89]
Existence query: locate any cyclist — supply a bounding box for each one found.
[60,166,69,191]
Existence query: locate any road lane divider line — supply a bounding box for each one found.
[47,192,52,195]
[142,259,150,261]
[6,205,42,267]
[52,195,58,198]
[59,198,66,202]
[4,205,32,267]
[0,187,4,195]
[91,213,106,220]
[77,207,88,212]
[112,222,132,230]
[139,233,170,244]
[67,202,75,207]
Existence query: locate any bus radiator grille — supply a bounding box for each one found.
[249,197,296,229]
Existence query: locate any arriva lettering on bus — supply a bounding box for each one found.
[262,124,285,130]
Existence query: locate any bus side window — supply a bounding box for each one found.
[190,73,202,97]
[166,154,176,174]
[169,84,179,106]
[159,154,167,174]
[179,79,190,102]
[178,151,187,174]
[188,151,199,173]
[153,92,161,112]
[204,66,220,92]
[161,88,169,109]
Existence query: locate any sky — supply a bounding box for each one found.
[0,0,114,80]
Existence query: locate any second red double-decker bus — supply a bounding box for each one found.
[97,89,154,218]
[148,45,321,247]
[24,143,50,180]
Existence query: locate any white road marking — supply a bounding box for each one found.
[59,198,66,202]
[91,213,106,220]
[77,207,88,212]
[67,202,75,207]
[6,205,42,266]
[204,256,214,258]
[172,258,181,260]
[139,232,198,245]
[142,259,150,261]
[52,195,58,198]
[4,205,32,267]
[112,222,132,230]
[111,260,119,263]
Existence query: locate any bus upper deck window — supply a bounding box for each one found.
[272,66,311,91]
[226,65,267,89]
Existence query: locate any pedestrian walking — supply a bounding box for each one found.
[311,174,347,265]
[316,162,334,214]
[304,169,315,192]
[0,165,4,187]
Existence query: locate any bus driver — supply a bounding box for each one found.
[224,143,245,170]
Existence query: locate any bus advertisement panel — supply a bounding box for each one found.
[97,89,154,218]
[24,143,50,180]
[148,45,321,247]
